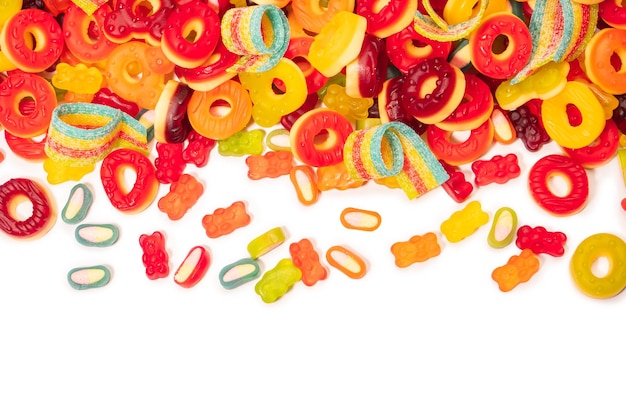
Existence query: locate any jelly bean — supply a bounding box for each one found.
[217,129,265,157]
[440,160,474,204]
[182,130,216,168]
[187,79,252,140]
[541,81,606,149]
[154,142,185,184]
[245,151,294,180]
[0,177,56,240]
[67,265,111,290]
[154,80,193,144]
[219,258,261,290]
[289,165,320,206]
[139,231,169,280]
[289,108,354,167]
[289,238,327,287]
[491,249,541,292]
[75,223,119,247]
[51,63,103,95]
[340,208,381,232]
[201,201,251,238]
[471,153,521,186]
[173,246,210,288]
[103,0,176,45]
[325,245,367,279]
[308,11,367,78]
[570,233,626,299]
[427,119,495,166]
[322,84,373,121]
[247,227,286,259]
[61,183,93,225]
[355,0,417,38]
[239,58,307,128]
[440,200,490,243]
[390,232,441,268]
[561,119,620,168]
[100,148,159,214]
[62,4,116,64]
[515,225,567,257]
[255,258,302,303]
[157,173,204,221]
[528,154,589,216]
[316,163,367,191]
[584,28,626,95]
[488,207,518,249]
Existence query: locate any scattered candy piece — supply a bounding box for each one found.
[488,207,518,249]
[289,238,327,286]
[247,227,286,259]
[173,246,210,288]
[139,231,169,280]
[255,258,302,303]
[325,245,367,279]
[340,207,382,232]
[0,178,57,240]
[67,265,111,290]
[289,165,320,206]
[157,174,204,221]
[61,183,93,225]
[219,258,261,290]
[75,223,119,247]
[390,232,441,268]
[246,151,294,180]
[201,201,251,239]
[516,225,567,257]
[440,200,490,243]
[472,153,521,186]
[491,249,541,292]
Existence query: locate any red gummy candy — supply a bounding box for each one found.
[515,225,567,257]
[139,231,169,279]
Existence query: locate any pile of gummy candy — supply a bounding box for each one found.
[0,0,625,302]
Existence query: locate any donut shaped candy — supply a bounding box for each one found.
[469,12,532,80]
[0,72,57,137]
[528,154,589,216]
[63,4,117,64]
[599,0,626,29]
[100,148,159,214]
[570,233,626,299]
[345,34,388,98]
[378,77,428,135]
[436,74,494,132]
[385,23,452,75]
[400,57,466,125]
[175,39,238,92]
[355,0,417,38]
[0,8,63,73]
[0,178,56,240]
[4,132,46,161]
[187,79,252,140]
[584,28,626,95]
[290,108,354,167]
[161,0,220,68]
[284,37,328,94]
[426,119,494,166]
[154,80,193,144]
[291,0,355,33]
[562,119,620,168]
[103,0,176,45]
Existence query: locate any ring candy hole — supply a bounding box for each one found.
[547,173,571,198]
[12,196,34,222]
[209,99,232,117]
[591,256,612,278]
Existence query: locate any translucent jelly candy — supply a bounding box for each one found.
[491,249,541,292]
[326,245,367,279]
[390,232,441,268]
[289,165,320,206]
[61,183,93,225]
[471,153,521,186]
[182,131,216,168]
[51,63,103,95]
[247,227,286,259]
[154,142,186,184]
[173,246,210,288]
[440,160,474,203]
[67,266,111,291]
[75,224,119,247]
[158,174,204,221]
[219,258,261,290]
[201,201,251,238]
[316,163,366,191]
[218,129,265,157]
[322,84,373,121]
[488,207,518,249]
[340,208,382,232]
[515,225,567,257]
[0,177,56,240]
[255,258,302,303]
[139,231,169,280]
[245,151,294,180]
[289,238,327,286]
[440,200,490,243]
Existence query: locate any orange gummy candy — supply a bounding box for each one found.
[289,238,328,286]
[316,162,366,191]
[245,151,294,180]
[390,232,441,268]
[157,174,204,221]
[201,200,251,238]
[491,249,541,292]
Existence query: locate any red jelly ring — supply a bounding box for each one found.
[436,73,494,132]
[0,72,58,138]
[385,20,452,74]
[175,39,238,92]
[378,77,428,135]
[599,0,626,30]
[62,4,117,64]
[284,37,329,94]
[469,12,532,80]
[0,8,63,73]
[561,119,620,168]
[528,154,589,216]
[4,131,47,161]
[289,108,354,167]
[161,0,220,68]
[355,0,417,38]
[400,57,466,125]
[345,33,388,98]
[103,0,177,45]
[0,177,55,239]
[426,118,495,166]
[100,148,159,213]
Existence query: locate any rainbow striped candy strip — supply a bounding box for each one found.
[69,0,108,15]
[413,0,487,42]
[221,5,290,73]
[43,102,148,184]
[343,122,449,200]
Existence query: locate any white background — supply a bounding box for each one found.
[1,128,626,416]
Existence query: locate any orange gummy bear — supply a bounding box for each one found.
[390,232,441,268]
[157,174,204,221]
[245,151,294,180]
[316,162,366,191]
[491,249,541,292]
[289,238,328,286]
[201,200,251,238]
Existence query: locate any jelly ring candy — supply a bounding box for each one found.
[400,57,466,125]
[239,58,307,127]
[284,37,328,94]
[173,246,210,288]
[570,233,626,299]
[220,4,290,73]
[426,119,494,166]
[599,0,626,29]
[469,12,532,80]
[289,165,320,206]
[67,266,111,291]
[562,119,620,168]
[436,74,494,132]
[154,80,193,144]
[290,0,354,33]
[541,81,606,149]
[175,39,239,92]
[340,207,382,232]
[345,34,388,98]
[308,11,367,77]
[487,207,518,249]
[0,72,58,138]
[528,154,589,216]
[61,183,93,225]
[584,28,626,95]
[104,41,169,110]
[385,23,452,75]
[247,227,286,259]
[3,131,47,161]
[100,148,159,214]
[0,177,56,240]
[289,108,354,167]
[355,0,417,38]
[325,245,367,279]
[377,77,427,135]
[161,0,220,68]
[62,4,117,64]
[103,0,176,45]
[0,8,63,72]
[187,79,252,140]
[219,258,261,290]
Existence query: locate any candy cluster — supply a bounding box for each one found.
[0,0,625,301]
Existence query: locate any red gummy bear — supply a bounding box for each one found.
[471,153,521,186]
[182,130,216,168]
[440,160,473,203]
[139,231,169,279]
[155,142,186,184]
[515,225,567,257]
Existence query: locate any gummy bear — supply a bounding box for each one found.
[440,200,489,243]
[139,231,169,280]
[322,84,373,121]
[157,174,204,221]
[289,238,327,286]
[245,151,294,180]
[201,201,251,238]
[515,225,567,257]
[491,249,540,292]
[255,258,302,303]
[390,232,441,268]
[217,129,265,157]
